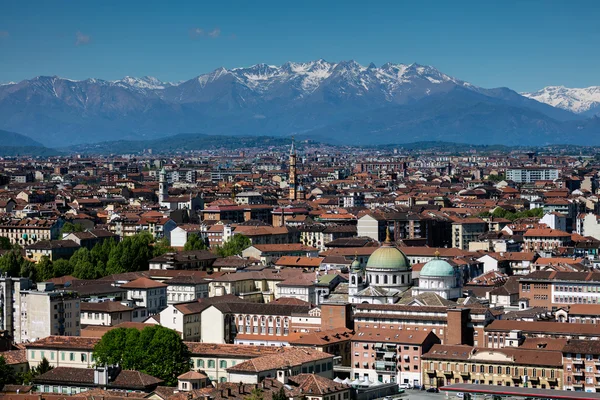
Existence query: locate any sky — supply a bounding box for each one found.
[0,0,599,92]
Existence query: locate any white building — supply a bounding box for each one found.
[120,277,167,315]
[166,275,209,304]
[411,257,462,300]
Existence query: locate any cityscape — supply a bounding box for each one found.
[1,2,600,400]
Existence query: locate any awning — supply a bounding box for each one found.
[375,342,384,347]
[383,352,395,358]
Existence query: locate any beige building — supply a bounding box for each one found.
[422,344,563,390]
[26,336,98,369]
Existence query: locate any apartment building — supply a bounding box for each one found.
[120,277,167,315]
[0,217,62,246]
[519,271,600,310]
[353,304,496,347]
[562,340,600,392]
[350,328,440,387]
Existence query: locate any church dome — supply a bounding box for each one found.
[366,232,410,270]
[420,258,455,277]
[351,256,362,271]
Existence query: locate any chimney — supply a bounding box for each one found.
[238,382,243,394]
[446,308,471,345]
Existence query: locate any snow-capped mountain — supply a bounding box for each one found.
[0,60,595,146]
[523,86,600,116]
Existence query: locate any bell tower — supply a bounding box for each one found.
[159,167,168,203]
[288,137,297,201]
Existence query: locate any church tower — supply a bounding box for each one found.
[288,137,297,201]
[159,167,168,204]
[348,254,366,301]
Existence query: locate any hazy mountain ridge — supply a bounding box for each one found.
[0,60,597,146]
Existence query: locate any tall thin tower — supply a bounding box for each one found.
[288,137,297,201]
[159,167,168,203]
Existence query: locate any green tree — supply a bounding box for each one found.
[0,237,13,250]
[153,237,174,257]
[35,256,55,282]
[105,233,154,275]
[93,325,190,386]
[0,249,26,277]
[19,259,37,282]
[52,258,74,277]
[216,234,251,257]
[71,248,102,279]
[273,386,287,400]
[184,234,208,251]
[60,222,84,236]
[20,356,53,384]
[245,388,264,400]
[0,355,16,390]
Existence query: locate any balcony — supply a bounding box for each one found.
[573,359,584,364]
[572,371,584,376]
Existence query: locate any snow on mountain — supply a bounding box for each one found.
[523,86,600,115]
[114,76,173,90]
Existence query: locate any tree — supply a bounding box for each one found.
[60,222,84,236]
[20,356,53,384]
[153,237,174,257]
[0,250,21,277]
[105,233,154,275]
[35,256,55,282]
[93,325,190,386]
[245,388,264,400]
[273,386,287,400]
[184,234,208,251]
[53,258,74,278]
[71,248,102,279]
[0,237,12,250]
[0,356,16,390]
[216,234,251,257]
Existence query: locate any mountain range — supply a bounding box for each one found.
[0,60,599,146]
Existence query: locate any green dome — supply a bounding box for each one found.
[420,259,455,277]
[351,257,362,271]
[366,244,410,270]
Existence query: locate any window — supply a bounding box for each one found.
[208,360,215,368]
[220,360,227,368]
[197,359,204,368]
[69,353,75,361]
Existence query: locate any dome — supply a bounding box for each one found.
[366,231,410,270]
[420,258,455,277]
[351,257,362,271]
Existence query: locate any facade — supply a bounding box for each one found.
[422,344,563,390]
[506,167,559,183]
[518,271,600,310]
[350,328,440,387]
[452,218,487,250]
[26,336,98,369]
[19,283,81,343]
[0,217,62,246]
[80,300,134,326]
[120,277,167,315]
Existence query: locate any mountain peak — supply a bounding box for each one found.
[523,85,600,115]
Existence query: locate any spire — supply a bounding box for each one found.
[290,136,296,155]
[434,249,440,258]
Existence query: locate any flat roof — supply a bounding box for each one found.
[441,384,600,399]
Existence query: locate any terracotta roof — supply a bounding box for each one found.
[120,277,167,289]
[25,336,99,350]
[226,348,332,373]
[34,367,163,390]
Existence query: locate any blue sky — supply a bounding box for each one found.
[0,0,598,92]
